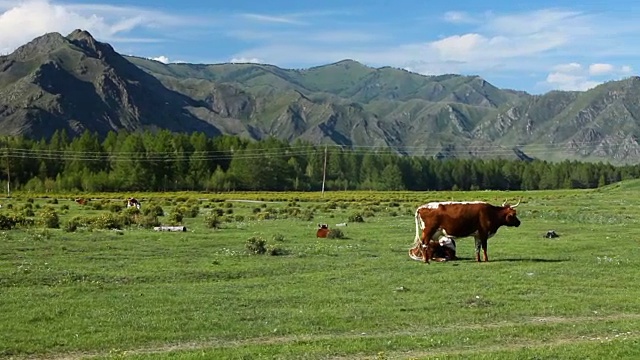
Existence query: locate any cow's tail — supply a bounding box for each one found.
[409,207,424,261]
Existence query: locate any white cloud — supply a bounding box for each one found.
[151,55,170,64]
[0,0,199,54]
[230,57,262,64]
[545,71,601,91]
[239,13,305,25]
[2,2,638,93]
[588,63,614,75]
[228,7,640,93]
[542,62,633,91]
[554,63,583,74]
[443,11,476,24]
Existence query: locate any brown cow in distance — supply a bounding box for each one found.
[316,224,330,238]
[411,200,521,264]
[75,198,88,205]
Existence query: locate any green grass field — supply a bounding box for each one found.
[1,182,640,359]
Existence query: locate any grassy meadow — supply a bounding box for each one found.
[1,181,640,359]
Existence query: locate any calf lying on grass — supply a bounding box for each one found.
[409,230,457,262]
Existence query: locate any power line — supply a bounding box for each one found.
[0,139,637,162]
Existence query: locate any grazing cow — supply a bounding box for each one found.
[411,200,521,264]
[75,198,88,205]
[126,197,141,209]
[316,224,330,238]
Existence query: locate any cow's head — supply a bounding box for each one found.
[501,199,521,227]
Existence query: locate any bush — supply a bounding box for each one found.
[186,205,200,218]
[266,244,287,256]
[39,207,60,229]
[168,207,184,225]
[205,214,221,229]
[348,213,365,223]
[108,203,123,213]
[327,228,345,239]
[64,218,80,232]
[143,205,164,217]
[246,236,267,255]
[137,215,160,229]
[0,214,17,230]
[90,213,123,230]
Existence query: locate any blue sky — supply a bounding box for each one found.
[0,0,638,94]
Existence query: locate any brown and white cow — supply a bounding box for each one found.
[126,197,141,209]
[316,224,330,238]
[75,197,88,205]
[410,200,521,264]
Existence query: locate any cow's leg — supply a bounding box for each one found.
[421,224,439,264]
[481,238,489,262]
[474,234,489,262]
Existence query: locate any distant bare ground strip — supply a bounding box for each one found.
[14,313,640,360]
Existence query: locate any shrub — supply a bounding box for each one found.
[168,207,184,224]
[90,213,123,230]
[266,244,287,256]
[205,214,221,229]
[186,205,200,218]
[60,204,69,211]
[39,207,60,229]
[64,218,80,232]
[245,236,267,255]
[327,228,345,239]
[143,205,164,217]
[108,203,123,213]
[90,203,103,211]
[22,208,35,217]
[0,214,17,230]
[137,215,160,229]
[348,212,365,223]
[272,233,285,242]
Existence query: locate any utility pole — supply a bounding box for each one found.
[5,147,10,198]
[321,145,327,197]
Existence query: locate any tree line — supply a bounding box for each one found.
[1,129,639,193]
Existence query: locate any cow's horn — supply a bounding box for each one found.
[511,199,521,208]
[502,199,508,207]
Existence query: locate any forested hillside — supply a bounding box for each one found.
[1,130,637,193]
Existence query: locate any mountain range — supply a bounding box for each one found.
[1,29,640,164]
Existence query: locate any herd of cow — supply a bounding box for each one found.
[74,196,520,264]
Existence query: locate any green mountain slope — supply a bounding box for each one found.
[2,30,640,163]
